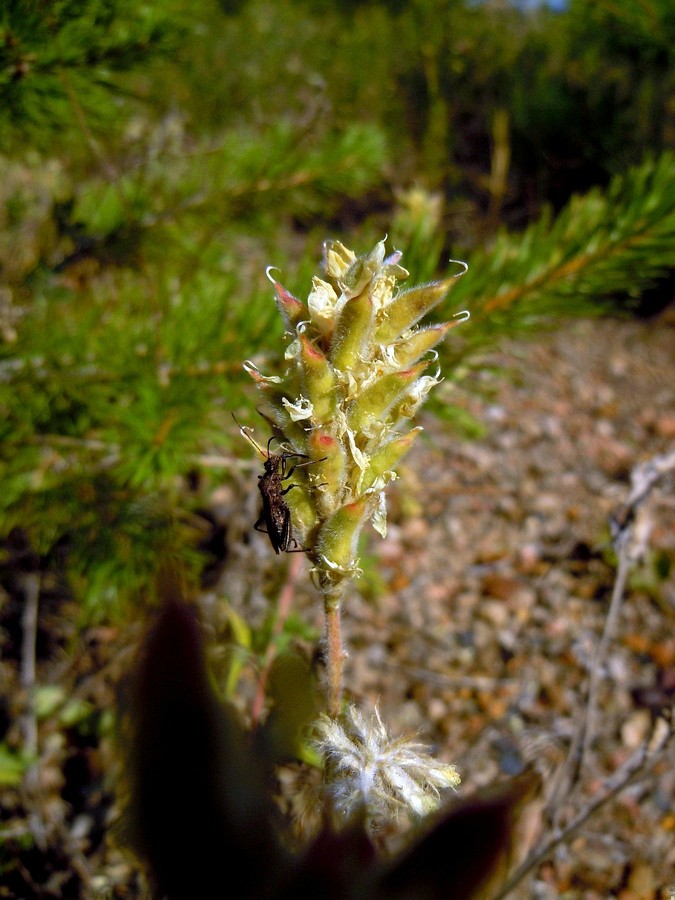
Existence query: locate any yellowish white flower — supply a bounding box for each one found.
[246,239,470,587]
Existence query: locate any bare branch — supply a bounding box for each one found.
[494,717,673,899]
[547,448,675,812]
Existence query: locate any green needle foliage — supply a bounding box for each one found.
[66,117,387,255]
[0,0,180,149]
[438,151,675,370]
[0,263,264,614]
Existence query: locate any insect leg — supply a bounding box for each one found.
[254,512,269,534]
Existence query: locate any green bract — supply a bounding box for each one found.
[247,239,469,585]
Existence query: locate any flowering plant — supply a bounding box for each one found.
[241,237,468,822]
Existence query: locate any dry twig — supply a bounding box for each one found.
[503,449,675,896]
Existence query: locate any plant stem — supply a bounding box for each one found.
[324,596,344,717]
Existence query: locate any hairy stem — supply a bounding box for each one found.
[324,597,344,717]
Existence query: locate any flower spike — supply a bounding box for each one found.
[244,237,469,717]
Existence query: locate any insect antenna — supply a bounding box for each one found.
[255,407,288,445]
[232,413,269,459]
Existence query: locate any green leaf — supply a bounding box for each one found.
[0,744,31,786]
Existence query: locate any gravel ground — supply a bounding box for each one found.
[332,313,675,897]
[200,312,675,898]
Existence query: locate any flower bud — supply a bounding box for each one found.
[375,278,454,343]
[299,335,338,425]
[386,320,463,369]
[337,238,387,298]
[361,427,423,491]
[389,372,441,423]
[347,362,428,433]
[267,269,307,328]
[329,292,374,371]
[316,498,368,570]
[284,483,317,535]
[308,430,347,516]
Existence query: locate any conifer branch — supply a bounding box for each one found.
[443,152,675,361]
[0,0,177,143]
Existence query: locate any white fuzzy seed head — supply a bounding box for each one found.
[315,705,460,830]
